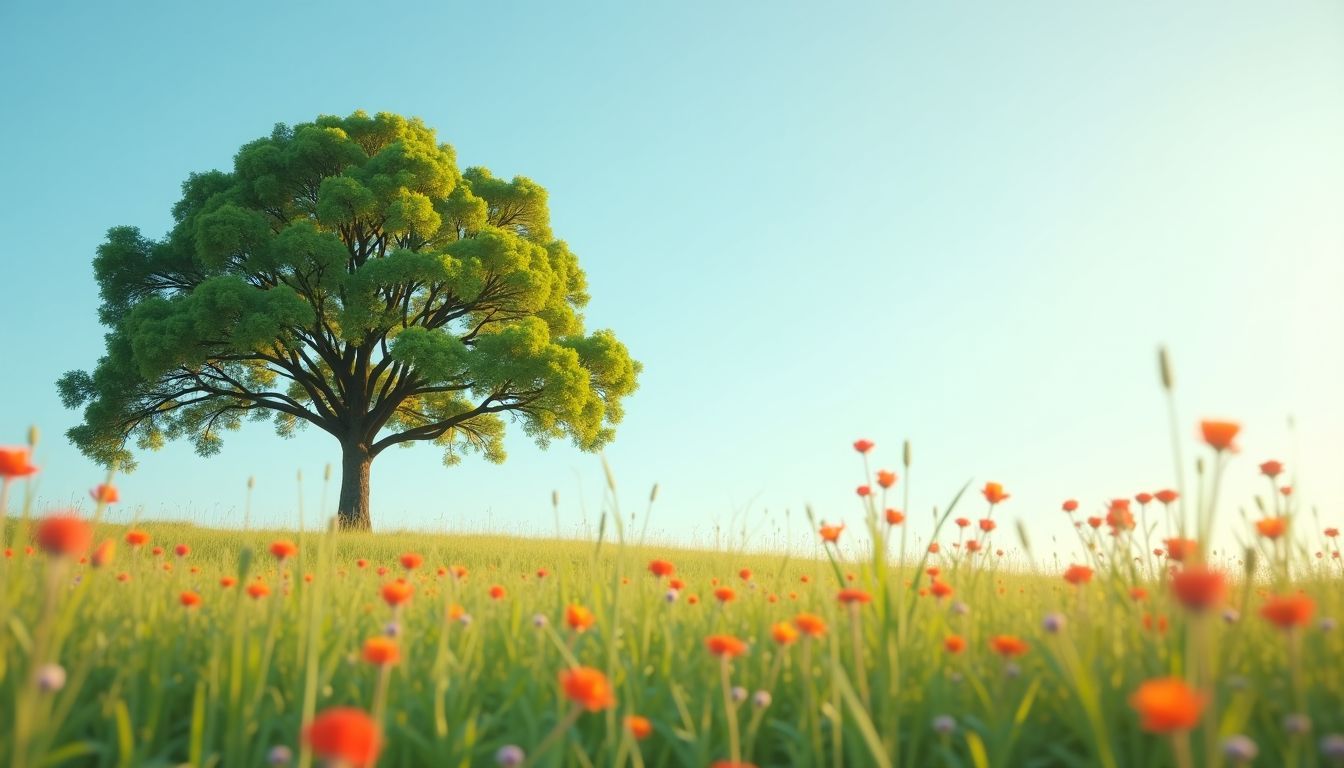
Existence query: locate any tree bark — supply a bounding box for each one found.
[337,440,373,530]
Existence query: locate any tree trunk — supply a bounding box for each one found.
[337,441,373,531]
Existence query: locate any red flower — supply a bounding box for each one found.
[356,558,369,569]
[180,591,202,608]
[1129,678,1205,733]
[174,544,190,557]
[714,586,736,603]
[626,714,653,740]
[1063,564,1093,585]
[1061,499,1079,512]
[34,514,93,557]
[738,568,752,581]
[982,482,1009,505]
[706,634,748,658]
[989,635,1029,657]
[837,588,872,605]
[978,518,996,533]
[1170,566,1226,611]
[220,577,237,588]
[381,580,413,606]
[856,485,872,497]
[90,484,120,504]
[1135,492,1153,505]
[648,559,676,578]
[954,517,970,528]
[0,446,38,479]
[1129,587,1149,601]
[305,707,381,767]
[928,542,941,554]
[965,539,982,553]
[362,636,400,665]
[793,613,827,636]
[1255,517,1288,539]
[269,540,298,561]
[930,581,954,599]
[943,635,966,653]
[819,524,845,543]
[399,552,423,570]
[1200,420,1240,451]
[1259,460,1284,478]
[91,539,115,568]
[1154,489,1178,504]
[885,508,904,525]
[1086,516,1102,529]
[246,582,271,600]
[1326,528,1339,538]
[853,439,874,454]
[566,604,596,632]
[1260,594,1315,629]
[489,584,507,600]
[125,530,150,547]
[1105,500,1135,532]
[876,470,897,489]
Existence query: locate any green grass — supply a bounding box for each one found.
[1,508,1341,768]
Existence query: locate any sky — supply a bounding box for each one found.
[1,1,1341,560]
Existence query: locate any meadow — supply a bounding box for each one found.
[1,419,1342,768]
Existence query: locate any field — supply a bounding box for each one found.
[1,433,1342,768]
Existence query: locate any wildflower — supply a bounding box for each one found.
[1170,566,1226,611]
[1256,517,1288,539]
[753,690,772,708]
[1105,500,1135,532]
[305,707,380,767]
[1087,516,1102,529]
[381,581,413,606]
[1135,492,1153,505]
[1200,420,1240,451]
[1130,587,1149,601]
[714,586,736,603]
[1063,564,1093,585]
[876,470,897,488]
[566,604,596,632]
[837,588,872,604]
[220,576,236,588]
[34,514,93,558]
[930,581,954,600]
[1321,618,1337,632]
[495,745,525,767]
[928,542,941,553]
[488,584,506,600]
[856,485,871,497]
[91,539,115,567]
[559,666,616,711]
[1163,538,1197,562]
[1259,460,1284,478]
[1260,594,1315,629]
[979,518,996,533]
[951,601,969,616]
[1062,499,1078,512]
[965,540,982,553]
[152,546,163,555]
[1222,735,1258,763]
[1222,608,1241,624]
[399,552,422,570]
[648,559,675,578]
[625,715,652,740]
[1284,714,1312,735]
[266,745,293,766]
[853,439,874,454]
[1325,528,1339,538]
[793,613,827,637]
[1042,613,1066,634]
[180,591,202,608]
[35,663,66,693]
[116,572,130,582]
[355,558,369,569]
[731,686,747,703]
[706,634,748,659]
[665,589,679,603]
[383,622,401,637]
[247,582,271,600]
[269,540,298,561]
[174,544,190,557]
[932,715,956,735]
[1155,489,1178,504]
[536,568,548,579]
[1130,678,1205,732]
[989,635,1029,657]
[362,636,399,665]
[982,482,1009,504]
[738,568,752,581]
[885,508,904,525]
[771,622,799,645]
[819,524,844,543]
[90,484,120,504]
[943,635,966,653]
[1320,735,1344,760]
[955,517,970,528]
[122,531,149,549]
[0,446,38,478]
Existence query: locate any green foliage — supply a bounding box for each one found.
[60,110,641,497]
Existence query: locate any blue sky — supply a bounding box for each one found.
[1,1,1341,558]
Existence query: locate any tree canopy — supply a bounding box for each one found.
[59,110,640,528]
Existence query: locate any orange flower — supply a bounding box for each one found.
[220,576,237,588]
[1105,500,1135,532]
[1255,517,1288,539]
[837,588,872,605]
[856,485,871,497]
[819,524,845,543]
[669,578,685,590]
[362,636,400,665]
[876,470,897,488]
[269,540,298,561]
[451,565,468,580]
[930,581,954,599]
[489,584,507,600]
[706,634,748,659]
[180,591,202,608]
[1200,420,1240,451]
[559,666,616,711]
[1170,566,1226,611]
[1086,516,1102,529]
[771,621,799,645]
[1163,538,1197,562]
[151,546,163,555]
[793,613,827,637]
[305,707,381,767]
[90,483,120,504]
[1129,587,1149,601]
[1063,564,1093,586]
[944,635,966,654]
[1135,492,1153,505]
[955,517,970,528]
[738,568,752,581]
[0,446,38,478]
[885,508,905,525]
[91,539,116,568]
[928,542,941,554]
[34,514,93,557]
[965,540,982,553]
[978,518,996,533]
[648,559,675,578]
[982,482,1010,505]
[381,580,413,606]
[1129,677,1205,732]
[174,544,190,557]
[246,582,271,600]
[356,558,369,569]
[1062,499,1079,512]
[625,714,653,740]
[124,530,150,547]
[1325,527,1339,538]
[566,604,596,632]
[1259,460,1284,478]
[989,635,1029,657]
[714,586,738,604]
[1260,594,1315,629]
[853,439,874,454]
[399,552,423,570]
[1154,489,1178,504]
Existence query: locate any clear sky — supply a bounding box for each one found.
[1,1,1341,559]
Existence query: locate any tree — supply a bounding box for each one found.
[59,111,640,530]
